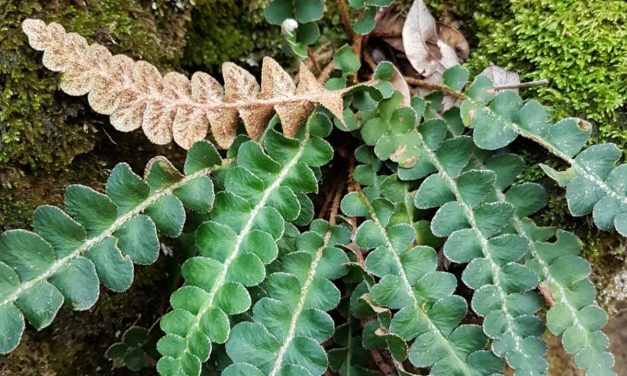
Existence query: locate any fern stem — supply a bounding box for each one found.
[0,161,230,310]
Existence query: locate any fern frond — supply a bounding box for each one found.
[424,98,615,376]
[523,222,616,375]
[224,219,351,376]
[155,114,334,376]
[22,19,346,150]
[328,318,380,376]
[417,140,547,374]
[0,141,225,354]
[357,88,548,373]
[455,70,627,236]
[105,324,160,371]
[472,153,615,375]
[468,152,616,376]
[341,154,502,376]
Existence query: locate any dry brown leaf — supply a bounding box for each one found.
[402,0,468,79]
[437,23,469,61]
[373,8,405,52]
[480,63,521,91]
[22,18,347,150]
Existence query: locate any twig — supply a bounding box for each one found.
[404,76,467,100]
[337,0,355,41]
[307,46,322,74]
[370,349,396,375]
[538,282,555,307]
[494,79,548,90]
[363,48,377,72]
[317,60,336,83]
[328,180,344,226]
[406,75,548,99]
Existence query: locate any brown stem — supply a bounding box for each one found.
[329,182,344,226]
[317,186,335,220]
[337,0,355,41]
[314,41,333,55]
[317,61,336,83]
[307,46,322,74]
[495,79,549,90]
[370,349,396,375]
[318,175,344,220]
[404,76,467,100]
[371,31,401,38]
[363,48,377,72]
[348,34,365,84]
[538,282,555,307]
[359,319,397,375]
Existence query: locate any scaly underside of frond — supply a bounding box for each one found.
[0,141,225,354]
[156,114,334,376]
[22,19,346,150]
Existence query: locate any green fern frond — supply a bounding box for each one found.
[473,152,616,376]
[341,150,502,376]
[156,114,334,376]
[355,87,548,373]
[423,88,615,376]
[0,141,225,354]
[457,69,627,236]
[224,219,351,375]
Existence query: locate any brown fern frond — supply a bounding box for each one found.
[22,19,346,149]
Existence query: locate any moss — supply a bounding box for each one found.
[0,0,193,173]
[182,0,282,73]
